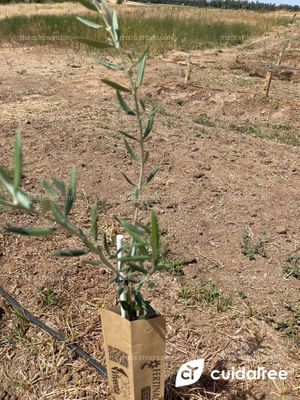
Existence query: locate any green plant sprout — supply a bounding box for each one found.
[0,0,171,321]
[241,226,268,260]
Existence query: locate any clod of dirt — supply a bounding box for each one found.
[276,226,288,235]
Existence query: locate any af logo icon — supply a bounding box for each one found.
[175,359,205,388]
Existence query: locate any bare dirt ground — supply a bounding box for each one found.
[0,17,299,400]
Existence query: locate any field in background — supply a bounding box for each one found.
[0,2,291,53]
[0,4,299,399]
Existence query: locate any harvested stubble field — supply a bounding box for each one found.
[0,2,300,400]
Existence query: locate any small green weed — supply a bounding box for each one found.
[243,301,260,318]
[283,255,300,279]
[160,244,187,277]
[178,281,233,312]
[234,125,261,135]
[273,303,300,341]
[9,309,30,340]
[272,124,292,131]
[241,227,268,260]
[193,115,215,127]
[232,124,300,146]
[37,287,59,307]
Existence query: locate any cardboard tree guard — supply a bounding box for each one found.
[101,308,166,400]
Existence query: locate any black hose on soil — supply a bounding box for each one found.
[0,286,107,377]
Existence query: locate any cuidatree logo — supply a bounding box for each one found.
[175,359,205,388]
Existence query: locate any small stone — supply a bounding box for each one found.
[70,64,81,68]
[25,120,31,124]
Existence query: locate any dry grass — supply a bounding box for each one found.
[0,2,290,53]
[0,1,290,24]
[0,2,88,19]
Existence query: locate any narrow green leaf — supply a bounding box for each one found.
[127,263,148,273]
[136,52,147,88]
[65,167,76,216]
[151,211,160,263]
[43,180,58,197]
[76,38,113,50]
[97,59,122,71]
[112,10,120,42]
[14,132,22,189]
[101,0,112,23]
[140,99,146,111]
[101,79,131,93]
[121,172,135,186]
[133,186,140,204]
[115,217,147,245]
[52,249,89,257]
[118,255,149,263]
[143,113,155,140]
[119,131,138,142]
[103,232,111,256]
[116,91,135,115]
[76,16,103,29]
[0,169,32,210]
[120,301,130,313]
[5,226,56,237]
[124,139,138,161]
[52,177,66,196]
[146,166,160,184]
[50,203,66,225]
[90,202,98,241]
[15,189,32,210]
[77,0,97,11]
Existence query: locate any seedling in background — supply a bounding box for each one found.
[283,255,300,279]
[178,281,233,312]
[0,0,170,322]
[37,287,60,307]
[241,226,269,260]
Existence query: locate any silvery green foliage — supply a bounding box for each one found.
[0,0,170,321]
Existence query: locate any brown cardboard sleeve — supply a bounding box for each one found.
[101,308,166,400]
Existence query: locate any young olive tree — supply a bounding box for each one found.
[0,0,170,321]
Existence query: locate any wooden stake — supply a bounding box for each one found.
[264,40,289,98]
[184,55,192,84]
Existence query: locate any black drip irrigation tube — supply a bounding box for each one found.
[0,286,107,377]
